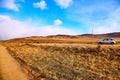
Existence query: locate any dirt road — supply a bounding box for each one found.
[0,45,28,80]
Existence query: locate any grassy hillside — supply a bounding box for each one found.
[1,37,120,80]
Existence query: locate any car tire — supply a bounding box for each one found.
[111,42,115,44]
[98,42,102,44]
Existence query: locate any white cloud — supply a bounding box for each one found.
[90,17,120,34]
[115,7,120,13]
[21,0,25,2]
[0,15,76,40]
[0,0,19,11]
[54,19,62,26]
[54,0,72,8]
[93,27,115,34]
[33,0,47,10]
[93,6,120,34]
[66,0,120,34]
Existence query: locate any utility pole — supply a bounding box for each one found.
[92,28,94,37]
[91,23,94,37]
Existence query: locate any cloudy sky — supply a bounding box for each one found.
[0,0,120,39]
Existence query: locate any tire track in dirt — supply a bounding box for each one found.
[0,45,29,80]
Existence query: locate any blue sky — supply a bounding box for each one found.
[0,0,120,39]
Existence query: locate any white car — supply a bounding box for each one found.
[98,38,116,44]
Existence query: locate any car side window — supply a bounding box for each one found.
[103,39,106,41]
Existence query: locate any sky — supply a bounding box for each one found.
[0,0,120,39]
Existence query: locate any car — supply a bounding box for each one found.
[98,38,116,44]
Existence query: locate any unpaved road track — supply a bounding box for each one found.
[0,45,28,80]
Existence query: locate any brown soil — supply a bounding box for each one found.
[0,45,29,80]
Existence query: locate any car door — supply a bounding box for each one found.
[106,39,111,43]
[103,39,109,43]
[102,39,107,43]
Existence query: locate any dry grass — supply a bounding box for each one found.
[1,37,120,80]
[1,36,101,44]
[2,36,120,44]
[0,72,2,80]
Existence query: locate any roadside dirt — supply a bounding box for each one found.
[0,45,28,80]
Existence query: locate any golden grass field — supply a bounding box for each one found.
[0,36,120,80]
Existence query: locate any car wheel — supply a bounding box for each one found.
[98,42,102,44]
[111,42,115,44]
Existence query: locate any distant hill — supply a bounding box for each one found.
[48,32,120,38]
[0,32,120,41]
[47,34,78,38]
[102,32,120,37]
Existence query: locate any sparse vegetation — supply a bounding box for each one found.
[1,37,120,80]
